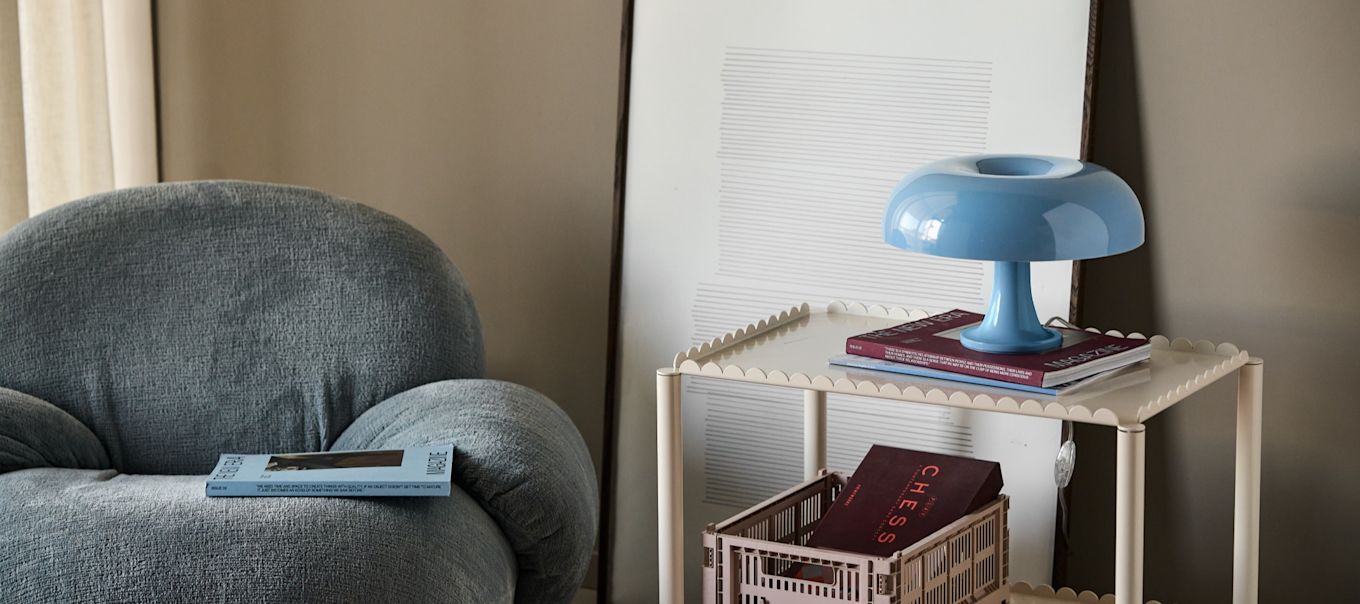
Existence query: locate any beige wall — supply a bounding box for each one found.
[1070,0,1359,600]
[155,0,622,490]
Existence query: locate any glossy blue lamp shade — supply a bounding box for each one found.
[884,155,1144,354]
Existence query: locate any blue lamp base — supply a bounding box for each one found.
[960,261,1063,354]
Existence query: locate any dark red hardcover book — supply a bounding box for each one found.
[805,445,1003,557]
[845,309,1149,387]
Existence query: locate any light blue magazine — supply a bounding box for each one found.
[205,444,453,497]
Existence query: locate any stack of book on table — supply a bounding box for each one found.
[833,309,1151,395]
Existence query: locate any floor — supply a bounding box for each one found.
[572,589,597,603]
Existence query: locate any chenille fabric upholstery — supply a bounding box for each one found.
[0,182,596,604]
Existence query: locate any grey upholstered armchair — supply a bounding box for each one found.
[0,181,597,603]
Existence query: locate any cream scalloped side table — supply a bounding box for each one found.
[656,302,1262,604]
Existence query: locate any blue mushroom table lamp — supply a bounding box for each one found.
[884,155,1144,354]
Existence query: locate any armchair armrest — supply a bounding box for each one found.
[333,379,597,604]
[0,387,110,474]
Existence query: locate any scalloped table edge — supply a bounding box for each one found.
[1010,582,1164,604]
[672,301,1251,427]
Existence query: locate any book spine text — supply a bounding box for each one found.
[846,339,1044,387]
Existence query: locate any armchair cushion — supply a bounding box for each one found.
[0,181,485,474]
[0,468,517,603]
[0,387,109,474]
[333,380,597,604]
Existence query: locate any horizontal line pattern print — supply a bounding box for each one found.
[697,47,993,508]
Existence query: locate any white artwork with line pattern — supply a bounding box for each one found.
[613,0,1096,599]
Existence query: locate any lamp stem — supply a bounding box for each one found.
[960,261,1063,353]
[987,261,1041,333]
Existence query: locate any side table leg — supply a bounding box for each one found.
[1115,424,1145,604]
[1234,359,1263,604]
[657,369,683,604]
[803,389,827,479]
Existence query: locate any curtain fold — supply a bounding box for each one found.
[102,0,158,191]
[0,0,156,234]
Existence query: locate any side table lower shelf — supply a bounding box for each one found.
[1010,582,1163,604]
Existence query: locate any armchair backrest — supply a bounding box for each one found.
[0,181,484,474]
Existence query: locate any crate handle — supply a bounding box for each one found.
[757,559,842,589]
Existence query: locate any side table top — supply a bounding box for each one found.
[670,302,1251,428]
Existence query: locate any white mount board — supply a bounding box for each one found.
[612,1,1096,600]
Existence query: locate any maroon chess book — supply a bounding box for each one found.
[806,445,1003,557]
[845,309,1150,387]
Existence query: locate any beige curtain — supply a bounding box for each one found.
[0,0,157,234]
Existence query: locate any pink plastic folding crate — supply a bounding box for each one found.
[702,471,1008,604]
